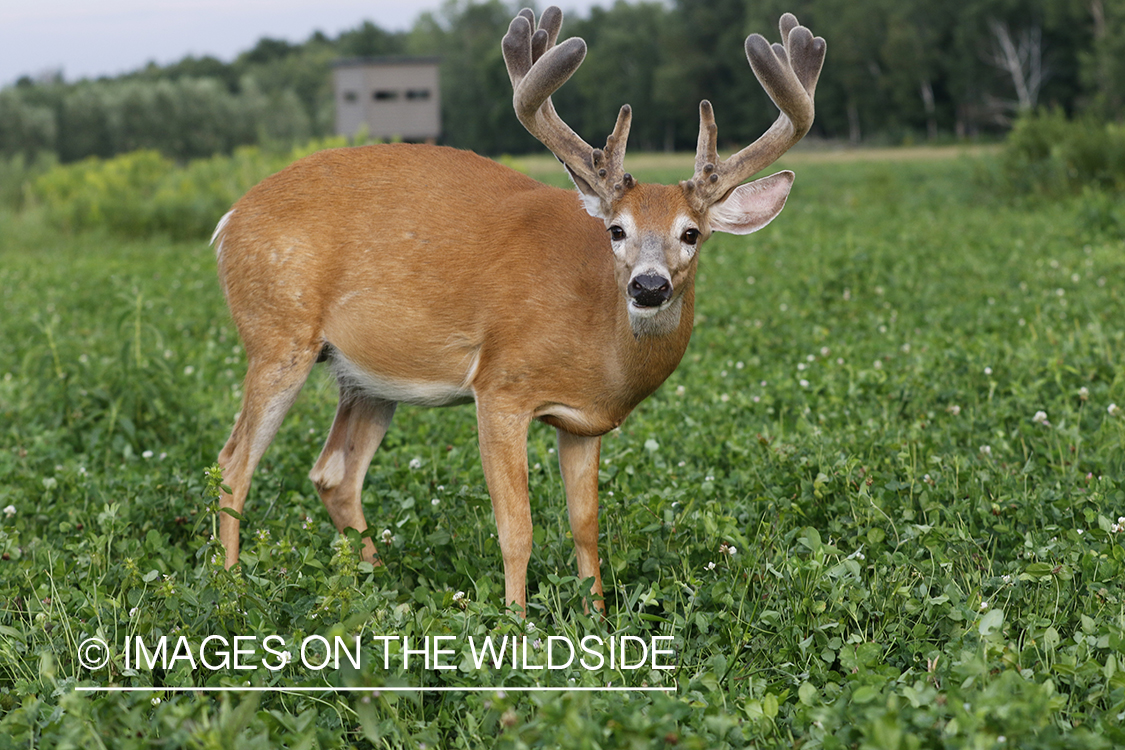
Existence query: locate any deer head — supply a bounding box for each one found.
[503,7,826,336]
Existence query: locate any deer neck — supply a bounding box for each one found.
[614,279,696,404]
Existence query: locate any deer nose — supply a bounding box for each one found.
[628,273,672,308]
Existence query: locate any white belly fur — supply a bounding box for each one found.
[329,349,476,407]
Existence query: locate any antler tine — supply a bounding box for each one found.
[502,6,634,208]
[686,13,825,210]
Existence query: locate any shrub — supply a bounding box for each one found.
[1000,108,1125,195]
[29,136,349,239]
[31,150,176,234]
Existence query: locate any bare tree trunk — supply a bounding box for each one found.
[1090,0,1105,38]
[987,19,1047,119]
[920,79,937,140]
[1087,0,1118,112]
[847,100,861,145]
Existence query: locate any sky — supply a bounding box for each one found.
[0,0,610,88]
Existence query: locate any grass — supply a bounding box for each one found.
[1,150,1125,748]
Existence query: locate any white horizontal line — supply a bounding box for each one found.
[76,685,674,693]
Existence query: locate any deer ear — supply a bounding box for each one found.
[708,170,793,235]
[565,165,610,219]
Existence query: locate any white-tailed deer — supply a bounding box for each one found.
[212,7,824,612]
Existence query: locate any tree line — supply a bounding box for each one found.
[1,0,1122,163]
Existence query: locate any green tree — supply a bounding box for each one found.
[0,90,56,157]
[337,21,408,58]
[1080,0,1125,117]
[565,2,673,153]
[408,0,529,153]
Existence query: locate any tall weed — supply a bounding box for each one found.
[0,150,56,209]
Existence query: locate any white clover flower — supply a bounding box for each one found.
[453,591,465,602]
[183,365,195,376]
[408,457,423,470]
[142,450,154,459]
[980,601,989,611]
[873,360,882,370]
[706,561,716,571]
[381,529,394,544]
[2,505,15,518]
[984,366,993,375]
[947,404,961,416]
[980,445,992,456]
[675,385,685,396]
[431,497,440,506]
[1033,410,1050,426]
[1078,387,1089,401]
[1109,403,1121,417]
[799,379,809,388]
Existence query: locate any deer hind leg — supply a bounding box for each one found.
[309,393,396,563]
[217,346,320,568]
[557,429,605,612]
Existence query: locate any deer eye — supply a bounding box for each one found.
[681,228,700,246]
[608,225,626,242]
